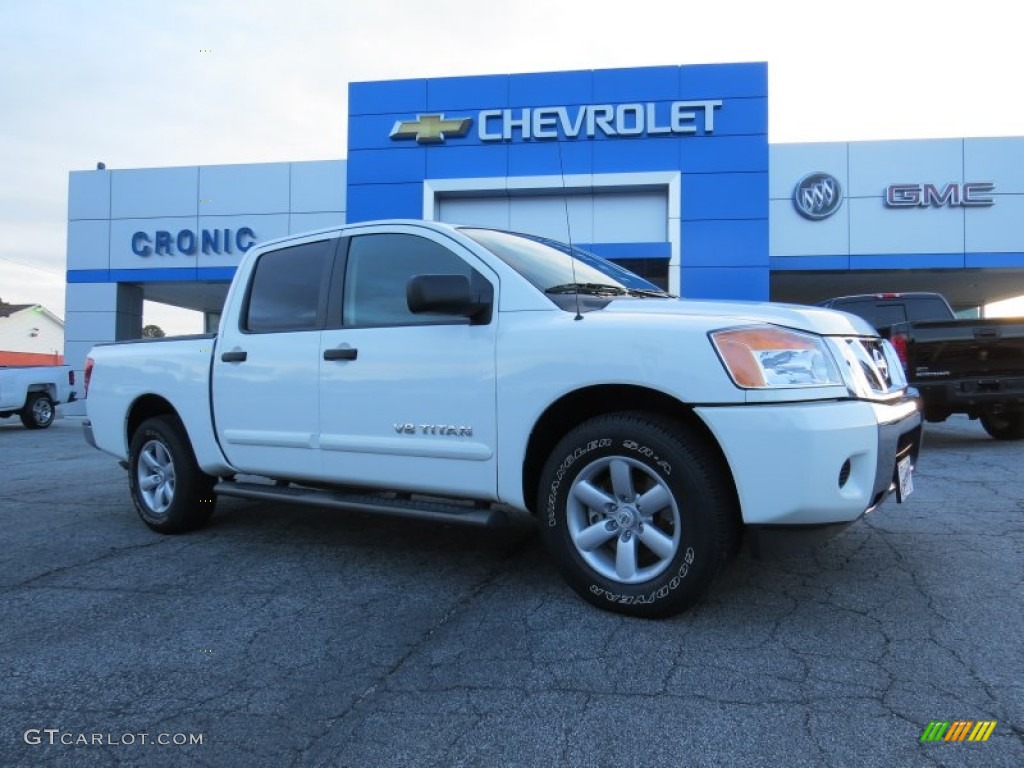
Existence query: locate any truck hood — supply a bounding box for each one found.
[602,298,878,337]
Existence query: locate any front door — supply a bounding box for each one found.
[318,227,499,499]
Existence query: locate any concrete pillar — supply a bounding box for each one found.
[203,311,221,334]
[63,283,143,415]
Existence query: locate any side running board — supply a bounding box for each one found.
[214,480,507,527]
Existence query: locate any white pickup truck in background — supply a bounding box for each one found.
[0,365,77,429]
[83,220,923,618]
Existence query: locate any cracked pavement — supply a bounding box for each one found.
[1,416,1021,766]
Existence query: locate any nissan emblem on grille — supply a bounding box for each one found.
[793,172,843,220]
[871,344,891,387]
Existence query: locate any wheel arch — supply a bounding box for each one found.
[26,383,57,402]
[122,393,231,476]
[521,384,740,517]
[126,394,181,449]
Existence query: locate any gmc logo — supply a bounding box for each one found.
[885,182,995,208]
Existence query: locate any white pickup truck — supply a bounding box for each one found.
[83,220,922,617]
[0,365,76,429]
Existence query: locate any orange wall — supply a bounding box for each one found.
[0,351,64,366]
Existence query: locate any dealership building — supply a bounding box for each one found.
[64,61,1024,408]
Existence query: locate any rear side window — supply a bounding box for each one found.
[906,297,954,322]
[245,240,333,332]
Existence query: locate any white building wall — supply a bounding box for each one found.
[770,138,1023,262]
[0,308,64,356]
[769,143,849,259]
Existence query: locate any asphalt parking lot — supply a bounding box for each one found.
[1,414,1021,767]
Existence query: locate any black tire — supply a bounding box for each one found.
[980,412,1024,441]
[20,392,55,429]
[128,416,216,533]
[537,412,739,619]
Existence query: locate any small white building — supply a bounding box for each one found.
[0,303,65,365]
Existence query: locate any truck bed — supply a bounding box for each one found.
[85,334,223,468]
[895,318,1024,380]
[891,318,1024,423]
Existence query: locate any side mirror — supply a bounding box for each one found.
[407,274,489,320]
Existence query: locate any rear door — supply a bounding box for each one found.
[212,236,337,477]
[318,226,499,498]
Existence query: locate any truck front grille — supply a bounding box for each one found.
[829,337,909,401]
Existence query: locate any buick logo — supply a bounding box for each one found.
[793,172,843,220]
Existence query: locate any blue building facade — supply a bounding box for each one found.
[346,63,768,299]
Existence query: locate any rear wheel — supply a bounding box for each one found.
[537,412,739,618]
[20,393,55,429]
[129,416,216,532]
[980,412,1024,441]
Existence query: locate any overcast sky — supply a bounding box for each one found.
[2,0,1023,332]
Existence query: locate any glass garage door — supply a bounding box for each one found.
[438,190,671,290]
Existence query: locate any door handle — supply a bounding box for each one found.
[221,350,247,363]
[324,347,358,361]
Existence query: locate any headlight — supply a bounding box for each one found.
[710,326,843,389]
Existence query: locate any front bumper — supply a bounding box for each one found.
[696,394,922,527]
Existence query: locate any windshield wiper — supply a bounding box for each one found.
[545,283,628,296]
[625,288,673,298]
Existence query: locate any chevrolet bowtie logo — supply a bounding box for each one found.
[389,114,472,144]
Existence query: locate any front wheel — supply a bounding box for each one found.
[537,413,739,619]
[128,416,216,533]
[20,393,55,429]
[980,412,1024,441]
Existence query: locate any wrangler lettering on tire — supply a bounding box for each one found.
[538,412,739,618]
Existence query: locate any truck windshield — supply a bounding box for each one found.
[461,228,669,297]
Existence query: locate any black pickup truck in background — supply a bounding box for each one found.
[819,293,1024,440]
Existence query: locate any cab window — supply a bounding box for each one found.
[244,240,333,332]
[342,234,488,327]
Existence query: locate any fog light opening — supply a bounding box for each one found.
[838,459,852,489]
